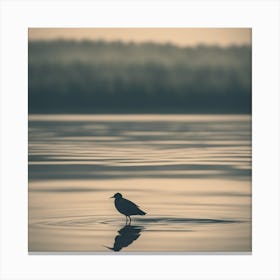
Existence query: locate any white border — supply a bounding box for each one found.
[0,0,279,279]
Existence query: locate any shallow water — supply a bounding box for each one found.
[28,114,251,252]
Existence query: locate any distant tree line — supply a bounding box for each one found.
[28,40,251,113]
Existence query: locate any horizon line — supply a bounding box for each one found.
[28,38,252,48]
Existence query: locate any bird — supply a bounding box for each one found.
[111,193,146,224]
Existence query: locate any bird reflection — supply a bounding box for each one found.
[106,225,144,252]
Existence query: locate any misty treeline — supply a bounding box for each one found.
[28,40,251,113]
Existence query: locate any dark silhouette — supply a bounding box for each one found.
[111,193,146,224]
[28,40,252,114]
[106,225,144,252]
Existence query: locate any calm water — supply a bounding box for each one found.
[28,114,251,252]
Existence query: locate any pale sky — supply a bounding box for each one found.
[29,28,251,47]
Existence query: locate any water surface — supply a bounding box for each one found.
[28,114,251,252]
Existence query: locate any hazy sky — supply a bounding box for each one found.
[29,28,251,46]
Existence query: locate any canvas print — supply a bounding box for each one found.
[28,28,252,252]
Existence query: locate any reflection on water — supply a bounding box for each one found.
[106,225,144,252]
[28,114,251,252]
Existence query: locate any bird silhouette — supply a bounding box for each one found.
[111,193,146,224]
[105,225,144,252]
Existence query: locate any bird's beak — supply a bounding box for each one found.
[110,196,114,198]
[104,245,114,251]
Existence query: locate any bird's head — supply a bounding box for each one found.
[110,193,122,199]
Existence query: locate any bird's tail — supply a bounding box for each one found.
[139,210,146,215]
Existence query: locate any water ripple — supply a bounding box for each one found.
[30,215,242,231]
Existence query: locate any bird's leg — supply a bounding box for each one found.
[125,216,128,225]
[128,216,131,225]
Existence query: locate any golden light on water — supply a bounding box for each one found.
[29,178,251,252]
[28,114,251,252]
